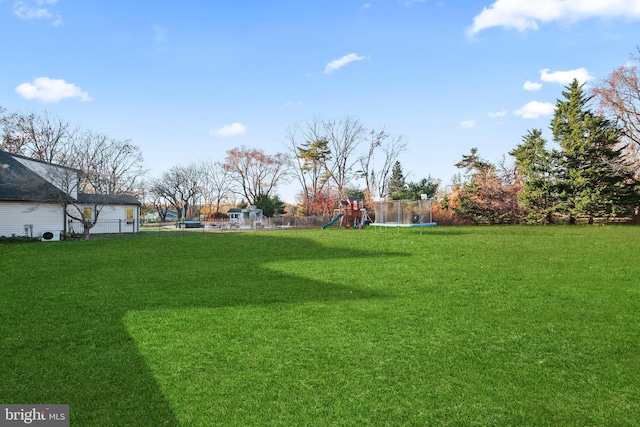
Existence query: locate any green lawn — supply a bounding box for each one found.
[1,226,639,426]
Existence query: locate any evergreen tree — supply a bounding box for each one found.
[403,176,440,200]
[389,177,439,201]
[510,129,558,223]
[387,161,406,199]
[455,147,493,175]
[298,138,331,202]
[552,79,638,223]
[254,194,285,217]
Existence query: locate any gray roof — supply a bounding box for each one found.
[0,150,74,203]
[77,193,141,206]
[0,149,140,206]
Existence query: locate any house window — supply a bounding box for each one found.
[126,207,134,225]
[83,206,93,219]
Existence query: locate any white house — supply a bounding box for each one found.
[0,149,140,240]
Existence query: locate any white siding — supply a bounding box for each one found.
[98,205,126,221]
[0,202,64,238]
[66,204,140,235]
[97,205,139,233]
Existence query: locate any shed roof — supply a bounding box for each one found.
[77,193,141,206]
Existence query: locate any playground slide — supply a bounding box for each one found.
[321,213,343,229]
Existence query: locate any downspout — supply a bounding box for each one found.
[63,202,68,240]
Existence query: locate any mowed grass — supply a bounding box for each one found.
[1,226,639,426]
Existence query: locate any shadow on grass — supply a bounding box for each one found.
[0,233,394,426]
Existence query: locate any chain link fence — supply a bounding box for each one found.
[140,215,335,234]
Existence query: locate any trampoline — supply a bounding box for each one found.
[370,198,437,230]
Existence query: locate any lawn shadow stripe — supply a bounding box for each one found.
[0,232,395,425]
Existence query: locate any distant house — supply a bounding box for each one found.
[0,149,140,240]
[144,212,157,223]
[165,210,178,221]
[143,209,177,223]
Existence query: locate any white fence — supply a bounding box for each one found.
[67,219,139,236]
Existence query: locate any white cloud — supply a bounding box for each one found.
[467,0,640,36]
[14,0,62,26]
[460,120,476,129]
[212,122,247,137]
[488,110,508,118]
[15,77,91,103]
[523,81,542,91]
[540,67,594,85]
[324,53,366,74]
[514,101,555,119]
[14,3,51,19]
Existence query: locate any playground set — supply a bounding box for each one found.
[321,197,371,229]
[321,196,437,229]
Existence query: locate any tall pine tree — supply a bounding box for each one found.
[510,129,558,223]
[387,161,406,200]
[551,79,638,223]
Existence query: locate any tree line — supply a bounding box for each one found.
[2,49,640,225]
[446,78,640,224]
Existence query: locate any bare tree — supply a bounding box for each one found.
[357,128,407,203]
[0,109,78,164]
[150,164,202,220]
[285,116,408,211]
[73,131,146,195]
[150,192,172,222]
[322,116,367,199]
[223,146,291,205]
[197,160,231,214]
[50,132,145,238]
[592,49,640,173]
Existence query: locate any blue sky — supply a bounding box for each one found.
[2,0,640,202]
